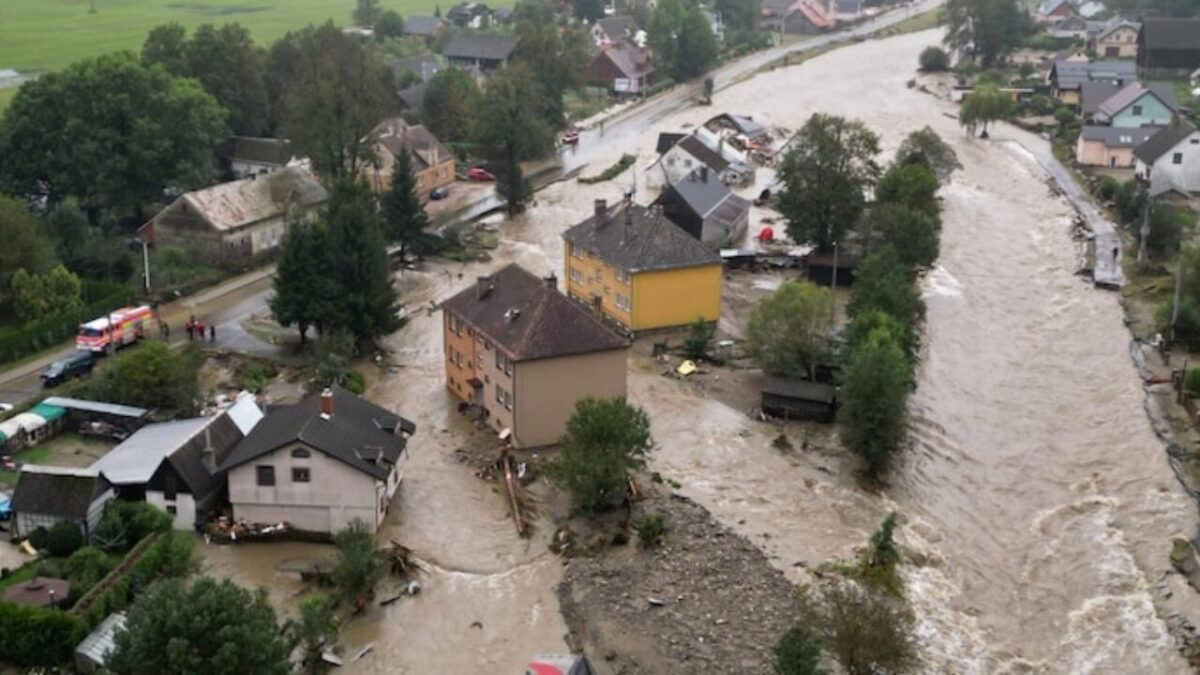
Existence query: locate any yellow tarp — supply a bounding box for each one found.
[676,360,697,376]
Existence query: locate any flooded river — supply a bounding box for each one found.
[206,29,1199,673]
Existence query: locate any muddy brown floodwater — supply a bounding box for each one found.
[208,29,1200,673]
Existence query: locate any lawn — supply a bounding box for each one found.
[0,0,447,74]
[0,433,114,489]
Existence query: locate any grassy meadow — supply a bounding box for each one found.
[0,0,441,73]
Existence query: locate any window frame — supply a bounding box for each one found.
[292,467,311,483]
[256,465,276,487]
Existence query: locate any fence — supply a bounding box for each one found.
[0,280,134,365]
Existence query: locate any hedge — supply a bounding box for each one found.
[0,601,85,667]
[0,279,134,365]
[74,531,194,630]
[579,154,637,184]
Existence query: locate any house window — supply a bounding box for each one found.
[485,339,492,350]
[496,384,506,404]
[595,268,604,282]
[570,267,584,284]
[256,465,276,486]
[449,315,462,336]
[571,245,584,260]
[1132,105,1143,116]
[291,448,311,458]
[292,467,311,483]
[166,505,177,515]
[616,293,631,311]
[496,351,512,375]
[1174,153,1184,165]
[616,269,630,284]
[504,389,513,410]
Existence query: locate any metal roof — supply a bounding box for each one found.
[42,397,149,418]
[226,393,265,436]
[1079,125,1162,148]
[76,612,126,668]
[1049,59,1136,91]
[90,417,214,485]
[177,167,327,232]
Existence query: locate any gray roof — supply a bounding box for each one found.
[1080,81,1121,116]
[596,15,638,40]
[1079,125,1162,148]
[76,612,126,669]
[668,169,751,227]
[220,387,413,482]
[1139,18,1200,52]
[11,466,108,519]
[675,135,730,172]
[442,264,628,361]
[1095,16,1139,41]
[1134,121,1198,164]
[442,33,517,62]
[391,54,440,84]
[656,132,686,154]
[762,377,836,404]
[709,113,767,138]
[229,137,294,165]
[1049,59,1136,91]
[42,397,148,418]
[1094,82,1178,123]
[563,202,722,274]
[404,15,444,36]
[91,417,214,485]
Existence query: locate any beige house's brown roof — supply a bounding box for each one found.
[179,167,327,232]
[377,118,454,172]
[442,264,628,361]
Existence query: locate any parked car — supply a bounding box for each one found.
[467,167,495,181]
[430,186,449,200]
[527,655,592,675]
[561,129,580,145]
[41,349,96,387]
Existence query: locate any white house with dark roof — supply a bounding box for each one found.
[592,15,640,48]
[1134,121,1200,197]
[655,167,752,248]
[140,167,327,269]
[219,387,415,534]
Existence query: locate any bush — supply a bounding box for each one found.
[240,361,276,392]
[682,318,714,361]
[45,520,84,557]
[548,398,654,515]
[62,546,117,599]
[1185,369,1200,398]
[0,602,85,667]
[93,501,173,553]
[775,624,824,675]
[636,513,667,548]
[918,46,949,72]
[578,154,637,184]
[343,369,366,395]
[1092,175,1120,202]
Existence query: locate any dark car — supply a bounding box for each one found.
[41,350,95,387]
[430,186,449,200]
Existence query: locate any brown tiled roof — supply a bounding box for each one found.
[377,119,453,172]
[563,202,721,273]
[442,264,628,361]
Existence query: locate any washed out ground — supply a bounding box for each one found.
[203,27,1200,674]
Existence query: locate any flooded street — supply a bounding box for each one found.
[204,28,1200,672]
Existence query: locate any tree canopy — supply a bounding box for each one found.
[716,0,762,46]
[331,519,388,612]
[322,179,401,344]
[959,84,1014,137]
[894,127,960,184]
[10,266,84,325]
[838,325,912,481]
[673,6,720,81]
[648,0,687,78]
[514,20,590,128]
[382,149,431,258]
[855,204,940,272]
[473,64,556,214]
[423,67,482,146]
[272,23,394,177]
[108,577,292,675]
[142,22,269,136]
[846,247,925,354]
[943,0,1029,68]
[549,397,654,515]
[103,342,202,414]
[778,114,881,250]
[0,52,227,218]
[797,581,918,675]
[0,196,55,304]
[874,163,940,220]
[746,281,834,378]
[270,221,334,345]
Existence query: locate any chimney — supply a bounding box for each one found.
[202,425,215,472]
[543,272,557,289]
[594,199,608,222]
[320,388,334,417]
[476,275,493,300]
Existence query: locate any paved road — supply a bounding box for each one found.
[0,0,945,406]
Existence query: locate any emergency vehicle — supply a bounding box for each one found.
[76,305,154,353]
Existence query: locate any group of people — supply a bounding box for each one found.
[186,315,215,342]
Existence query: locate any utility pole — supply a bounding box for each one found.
[1172,238,1184,344]
[140,237,151,294]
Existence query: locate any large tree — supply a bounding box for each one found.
[107,577,292,675]
[874,163,940,220]
[323,179,400,344]
[673,6,720,81]
[0,196,54,303]
[104,342,202,414]
[894,127,960,184]
[0,52,227,219]
[549,397,654,515]
[331,519,388,612]
[141,22,190,75]
[716,0,762,47]
[846,246,925,355]
[855,203,940,271]
[381,149,430,259]
[838,324,912,481]
[473,64,556,214]
[514,20,590,128]
[943,0,1028,68]
[777,114,881,250]
[648,0,687,77]
[422,67,481,146]
[270,221,334,345]
[745,281,834,378]
[273,23,394,177]
[797,581,918,675]
[959,84,1014,137]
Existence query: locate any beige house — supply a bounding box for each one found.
[365,118,456,201]
[219,388,415,535]
[442,264,628,448]
[140,167,326,269]
[1095,19,1140,59]
[1076,125,1162,168]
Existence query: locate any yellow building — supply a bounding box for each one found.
[562,200,724,333]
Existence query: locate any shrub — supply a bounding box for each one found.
[682,318,714,361]
[94,501,173,552]
[1092,175,1120,202]
[343,369,366,395]
[62,546,117,599]
[918,46,949,72]
[45,520,84,557]
[636,513,667,548]
[775,624,824,675]
[0,602,85,667]
[331,519,387,612]
[240,361,276,392]
[578,154,637,184]
[1185,369,1200,398]
[547,398,654,515]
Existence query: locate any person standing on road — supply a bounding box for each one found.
[1112,246,1119,264]
[209,324,215,342]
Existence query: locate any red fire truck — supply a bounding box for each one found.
[76,305,154,353]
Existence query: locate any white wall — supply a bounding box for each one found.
[146,490,198,531]
[1151,131,1200,194]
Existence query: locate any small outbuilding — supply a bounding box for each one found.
[40,397,149,438]
[75,612,127,674]
[11,465,115,539]
[761,377,837,423]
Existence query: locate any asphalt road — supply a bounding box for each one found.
[0,0,945,406]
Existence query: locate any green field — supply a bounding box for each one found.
[0,0,441,73]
